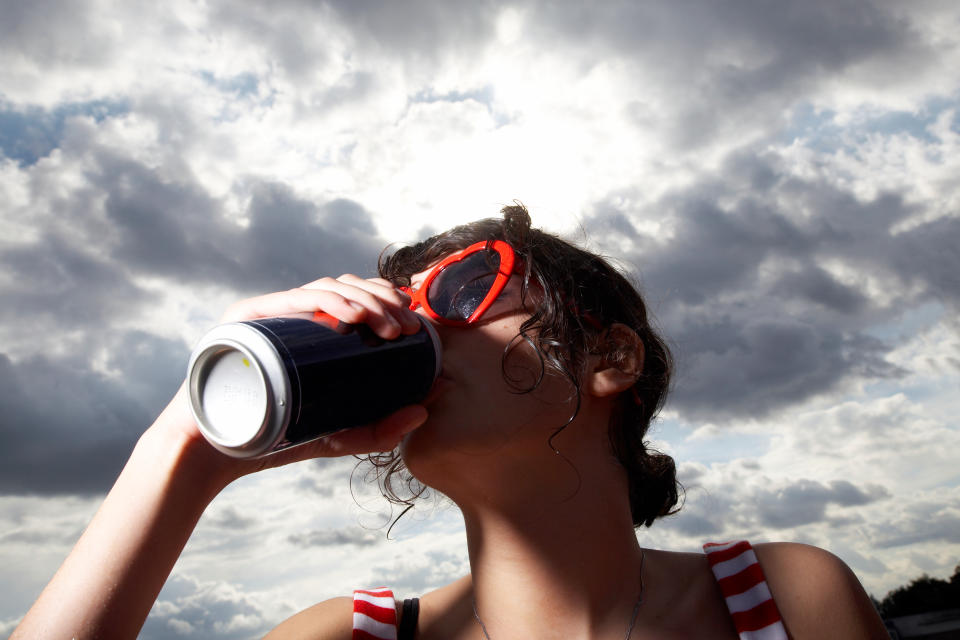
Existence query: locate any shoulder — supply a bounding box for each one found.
[417,575,474,639]
[262,596,354,640]
[260,578,474,640]
[753,542,888,639]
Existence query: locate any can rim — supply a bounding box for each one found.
[186,322,292,458]
[417,317,443,380]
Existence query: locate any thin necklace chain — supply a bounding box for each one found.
[471,549,646,640]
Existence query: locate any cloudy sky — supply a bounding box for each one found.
[2,0,959,636]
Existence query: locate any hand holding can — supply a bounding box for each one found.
[187,311,441,458]
[186,274,437,460]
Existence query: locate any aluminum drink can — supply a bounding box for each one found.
[186,314,441,458]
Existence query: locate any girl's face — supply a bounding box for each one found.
[399,260,576,487]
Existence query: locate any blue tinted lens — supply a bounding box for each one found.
[427,250,501,321]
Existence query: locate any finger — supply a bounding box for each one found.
[301,276,398,290]
[301,274,418,333]
[332,275,421,334]
[248,405,428,471]
[297,276,406,339]
[320,405,428,456]
[220,286,368,325]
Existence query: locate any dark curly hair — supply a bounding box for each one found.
[361,203,680,528]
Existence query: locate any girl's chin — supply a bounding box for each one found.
[398,415,485,482]
[422,375,454,405]
[398,426,447,491]
[399,415,446,461]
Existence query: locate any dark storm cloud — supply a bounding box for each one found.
[772,267,869,315]
[871,501,960,549]
[661,475,891,536]
[85,150,384,291]
[634,192,820,307]
[206,0,498,84]
[287,526,381,547]
[668,317,901,418]
[533,0,911,68]
[0,139,387,495]
[324,0,498,52]
[581,142,956,421]
[0,0,110,66]
[242,185,383,289]
[0,110,385,324]
[888,213,960,302]
[0,330,187,495]
[661,510,722,537]
[0,159,378,361]
[320,0,926,86]
[0,232,150,327]
[754,479,889,529]
[528,0,930,147]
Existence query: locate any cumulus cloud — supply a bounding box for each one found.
[651,387,960,596]
[0,617,20,638]
[582,133,960,421]
[0,347,179,495]
[753,479,890,529]
[0,116,388,495]
[370,549,471,597]
[143,574,271,640]
[1,125,384,297]
[526,0,943,151]
[204,506,258,532]
[659,468,891,538]
[288,526,382,548]
[869,495,960,549]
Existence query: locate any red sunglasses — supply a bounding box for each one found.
[401,240,517,326]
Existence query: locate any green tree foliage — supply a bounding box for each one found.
[877,564,960,618]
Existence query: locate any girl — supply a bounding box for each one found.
[13,205,887,639]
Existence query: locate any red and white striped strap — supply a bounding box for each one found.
[352,587,398,640]
[703,541,788,640]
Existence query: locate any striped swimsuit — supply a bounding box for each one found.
[353,540,787,639]
[703,541,788,640]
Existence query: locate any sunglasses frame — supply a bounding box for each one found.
[401,239,517,326]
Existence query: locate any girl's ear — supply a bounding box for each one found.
[586,323,645,398]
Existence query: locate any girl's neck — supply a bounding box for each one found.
[457,467,646,639]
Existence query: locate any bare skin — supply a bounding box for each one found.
[264,272,888,640]
[11,275,426,639]
[12,272,888,639]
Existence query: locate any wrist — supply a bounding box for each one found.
[135,413,236,501]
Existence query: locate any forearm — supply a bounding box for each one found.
[12,418,230,639]
[11,280,429,639]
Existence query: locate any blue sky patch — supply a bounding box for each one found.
[197,70,260,98]
[655,416,772,466]
[0,98,128,167]
[780,97,959,153]
[408,85,514,127]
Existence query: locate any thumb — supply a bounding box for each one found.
[369,405,429,451]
